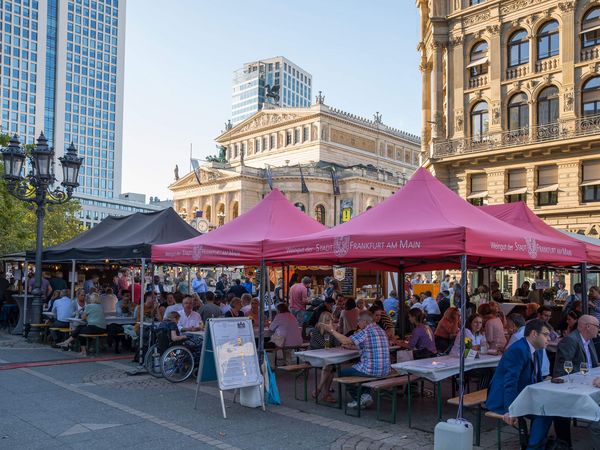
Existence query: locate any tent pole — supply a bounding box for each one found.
[258,259,266,366]
[139,258,146,366]
[267,264,272,322]
[70,260,76,299]
[23,261,29,332]
[581,262,589,315]
[397,267,405,339]
[457,254,468,421]
[187,266,192,295]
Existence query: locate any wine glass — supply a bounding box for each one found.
[580,362,589,376]
[564,361,573,383]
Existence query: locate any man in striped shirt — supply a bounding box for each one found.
[323,310,390,408]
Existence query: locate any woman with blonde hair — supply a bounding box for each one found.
[310,311,339,403]
[57,293,107,357]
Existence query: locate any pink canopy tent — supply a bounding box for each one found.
[479,202,600,266]
[263,168,588,271]
[151,189,326,265]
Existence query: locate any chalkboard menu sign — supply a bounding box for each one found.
[340,267,354,296]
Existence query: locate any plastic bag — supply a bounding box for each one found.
[263,351,281,405]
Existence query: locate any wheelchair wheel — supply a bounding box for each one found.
[161,345,195,383]
[144,344,164,378]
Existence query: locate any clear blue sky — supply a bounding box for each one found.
[121,0,421,199]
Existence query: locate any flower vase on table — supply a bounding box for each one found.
[463,337,472,359]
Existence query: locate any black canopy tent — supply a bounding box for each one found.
[20,207,199,359]
[26,207,199,262]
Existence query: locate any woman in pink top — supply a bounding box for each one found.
[269,303,303,347]
[338,298,359,335]
[479,303,507,351]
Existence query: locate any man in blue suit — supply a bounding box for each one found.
[486,319,553,449]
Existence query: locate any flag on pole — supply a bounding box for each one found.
[330,168,340,196]
[265,166,273,191]
[299,164,309,194]
[191,158,202,186]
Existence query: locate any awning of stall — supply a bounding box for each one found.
[27,207,199,262]
[151,189,326,265]
[262,168,588,271]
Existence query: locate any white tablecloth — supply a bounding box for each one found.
[391,354,502,382]
[509,368,600,421]
[294,348,360,368]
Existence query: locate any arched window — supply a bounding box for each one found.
[537,86,559,125]
[583,77,600,116]
[537,21,559,60]
[508,93,529,131]
[582,8,600,48]
[294,202,305,212]
[314,204,326,225]
[204,205,211,222]
[471,101,489,141]
[469,41,489,77]
[508,30,529,67]
[231,201,239,219]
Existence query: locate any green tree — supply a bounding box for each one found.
[0,133,84,254]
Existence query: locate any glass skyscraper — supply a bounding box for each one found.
[231,56,312,125]
[1,0,125,203]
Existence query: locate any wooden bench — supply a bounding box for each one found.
[333,373,400,417]
[485,411,507,450]
[276,363,312,401]
[80,333,108,356]
[447,389,487,446]
[363,375,414,424]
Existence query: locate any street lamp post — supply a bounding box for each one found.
[1,133,82,341]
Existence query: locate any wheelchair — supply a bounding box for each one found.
[145,327,201,383]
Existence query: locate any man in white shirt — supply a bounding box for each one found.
[163,293,184,321]
[420,291,440,316]
[51,290,76,326]
[440,274,450,293]
[178,297,202,332]
[50,290,75,342]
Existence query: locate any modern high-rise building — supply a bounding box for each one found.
[0,0,137,223]
[231,56,312,125]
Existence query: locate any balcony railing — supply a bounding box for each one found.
[432,114,600,158]
[506,65,528,80]
[581,47,600,62]
[468,74,488,89]
[535,56,560,73]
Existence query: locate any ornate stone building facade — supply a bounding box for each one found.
[170,101,420,229]
[417,0,600,236]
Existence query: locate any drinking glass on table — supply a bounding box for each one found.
[324,333,331,349]
[580,362,589,376]
[564,361,573,383]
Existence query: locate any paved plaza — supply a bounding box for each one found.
[0,331,593,450]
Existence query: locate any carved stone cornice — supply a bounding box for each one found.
[556,161,580,169]
[500,0,548,15]
[486,24,501,35]
[449,35,463,47]
[558,1,576,12]
[464,11,491,27]
[237,113,299,133]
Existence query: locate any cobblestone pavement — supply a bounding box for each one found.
[0,331,594,449]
